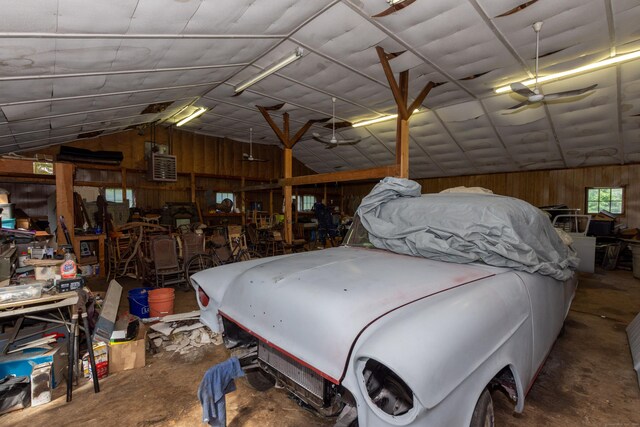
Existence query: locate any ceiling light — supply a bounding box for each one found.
[234,48,304,93]
[352,109,420,128]
[495,49,640,94]
[176,107,207,126]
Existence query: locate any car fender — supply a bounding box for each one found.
[190,254,291,332]
[343,272,533,425]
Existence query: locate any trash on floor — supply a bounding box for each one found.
[149,315,221,355]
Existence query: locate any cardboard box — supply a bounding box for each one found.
[0,342,67,389]
[82,342,108,380]
[108,322,147,374]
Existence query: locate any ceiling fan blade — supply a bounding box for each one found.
[507,100,533,110]
[324,144,338,150]
[242,156,269,162]
[372,0,416,17]
[543,84,597,101]
[323,121,353,129]
[312,133,331,143]
[337,139,362,146]
[510,82,536,98]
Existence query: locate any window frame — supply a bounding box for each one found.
[215,192,235,204]
[585,187,624,215]
[297,194,316,212]
[105,188,135,208]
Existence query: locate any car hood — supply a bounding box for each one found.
[217,246,496,383]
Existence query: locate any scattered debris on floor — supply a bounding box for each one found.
[148,310,222,355]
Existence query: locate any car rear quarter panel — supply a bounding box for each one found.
[342,272,534,426]
[515,271,577,388]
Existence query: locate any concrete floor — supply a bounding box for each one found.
[2,269,639,426]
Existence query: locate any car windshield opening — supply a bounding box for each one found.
[343,215,374,248]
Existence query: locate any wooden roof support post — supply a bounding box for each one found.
[121,167,127,202]
[55,162,75,245]
[375,46,436,179]
[256,106,324,244]
[190,172,196,203]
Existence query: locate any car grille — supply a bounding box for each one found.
[257,341,324,400]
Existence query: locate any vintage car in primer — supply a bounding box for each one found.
[191,183,578,426]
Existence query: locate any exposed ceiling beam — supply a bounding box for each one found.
[0,96,197,126]
[342,0,477,100]
[0,112,162,140]
[0,32,286,39]
[280,164,398,186]
[0,63,246,82]
[0,81,219,107]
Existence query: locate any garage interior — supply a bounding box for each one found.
[0,0,639,426]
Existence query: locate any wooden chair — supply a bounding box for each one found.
[107,231,137,281]
[265,230,285,256]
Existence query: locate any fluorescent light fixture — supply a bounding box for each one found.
[352,109,420,128]
[176,107,207,127]
[495,49,640,94]
[234,48,304,93]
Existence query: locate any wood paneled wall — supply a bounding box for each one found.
[33,128,313,179]
[27,128,316,212]
[342,165,640,229]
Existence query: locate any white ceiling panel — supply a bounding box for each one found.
[184,0,333,35]
[57,0,137,33]
[0,0,638,178]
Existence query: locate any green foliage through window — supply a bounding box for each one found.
[586,188,623,214]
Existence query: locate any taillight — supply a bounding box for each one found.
[198,286,210,307]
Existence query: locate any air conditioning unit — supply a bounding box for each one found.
[147,153,177,182]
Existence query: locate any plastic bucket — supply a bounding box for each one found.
[148,288,175,318]
[128,287,153,319]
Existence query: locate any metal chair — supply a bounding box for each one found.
[150,235,187,289]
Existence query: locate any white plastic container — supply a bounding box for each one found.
[0,283,43,303]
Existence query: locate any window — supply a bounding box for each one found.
[586,187,623,214]
[216,192,234,204]
[298,195,316,211]
[105,188,135,208]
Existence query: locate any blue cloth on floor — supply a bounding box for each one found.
[198,357,245,426]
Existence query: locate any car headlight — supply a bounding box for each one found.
[362,359,414,416]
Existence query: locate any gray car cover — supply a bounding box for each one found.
[356,177,579,281]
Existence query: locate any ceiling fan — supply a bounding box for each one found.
[508,21,597,110]
[312,98,361,150]
[242,128,268,162]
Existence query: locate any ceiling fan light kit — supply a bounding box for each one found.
[496,20,637,95]
[501,21,598,109]
[234,48,304,93]
[312,98,362,148]
[243,127,268,162]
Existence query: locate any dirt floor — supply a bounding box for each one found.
[2,268,640,426]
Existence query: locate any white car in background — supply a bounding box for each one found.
[191,179,578,426]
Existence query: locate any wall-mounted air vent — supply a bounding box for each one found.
[148,153,177,182]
